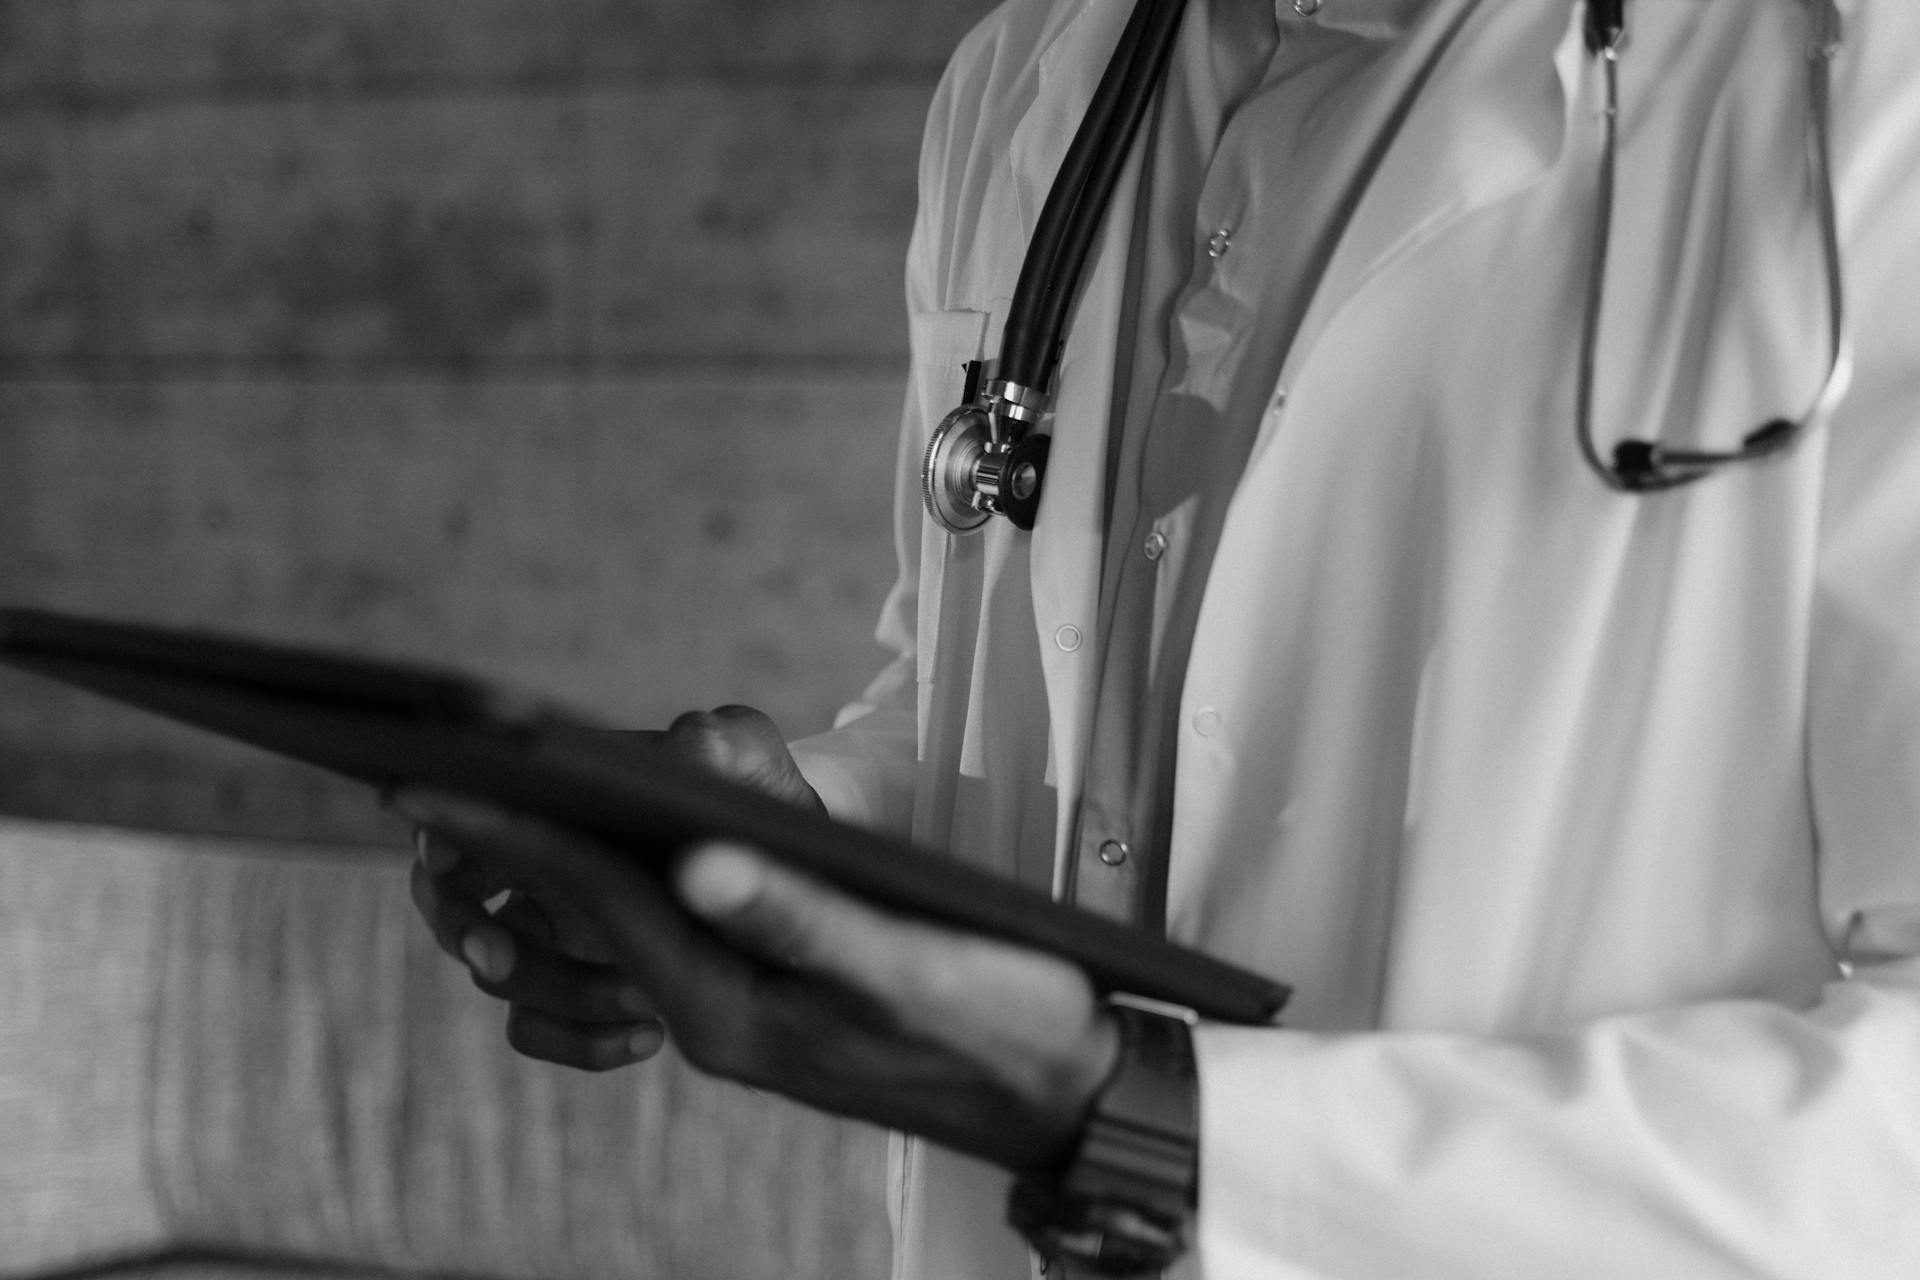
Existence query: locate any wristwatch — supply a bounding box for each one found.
[1008,994,1200,1276]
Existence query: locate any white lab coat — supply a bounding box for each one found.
[790,0,1920,1275]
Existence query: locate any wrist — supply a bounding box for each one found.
[1009,995,1200,1277]
[1030,1005,1126,1168]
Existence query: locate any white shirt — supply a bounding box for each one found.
[791,0,1920,1275]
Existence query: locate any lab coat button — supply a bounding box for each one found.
[1143,530,1167,561]
[1053,624,1083,653]
[1097,839,1129,867]
[1206,228,1232,259]
[1192,707,1221,736]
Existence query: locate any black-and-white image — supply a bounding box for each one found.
[2,2,1916,1278]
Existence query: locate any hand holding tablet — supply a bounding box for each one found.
[0,606,1289,1025]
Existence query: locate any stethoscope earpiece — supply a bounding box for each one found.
[1574,0,1845,493]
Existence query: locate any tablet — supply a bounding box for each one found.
[0,607,1289,1025]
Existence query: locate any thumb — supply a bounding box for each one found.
[674,842,919,994]
[672,843,1117,1118]
[675,843,830,965]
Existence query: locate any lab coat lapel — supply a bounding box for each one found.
[1253,0,1582,459]
[1169,1,1582,936]
[1007,0,1137,242]
[1007,0,1579,863]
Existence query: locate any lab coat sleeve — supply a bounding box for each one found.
[1192,13,1920,1276]
[1194,969,1920,1278]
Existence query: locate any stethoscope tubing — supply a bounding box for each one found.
[1000,0,1192,396]
[942,0,1851,533]
[1575,0,1848,491]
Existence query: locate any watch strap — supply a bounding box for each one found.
[1009,996,1199,1276]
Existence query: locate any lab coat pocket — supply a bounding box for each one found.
[907,308,991,690]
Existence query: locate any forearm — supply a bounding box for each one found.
[1195,961,1920,1278]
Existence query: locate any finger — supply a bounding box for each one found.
[388,787,628,902]
[392,789,691,1013]
[408,807,526,921]
[472,929,657,1024]
[665,706,824,811]
[414,868,648,1024]
[493,891,558,946]
[392,790,821,1080]
[410,857,514,968]
[673,843,966,1012]
[413,824,461,876]
[520,838,776,1070]
[674,843,1101,1034]
[505,886,620,965]
[400,799,513,895]
[408,864,544,993]
[665,706,774,776]
[505,1004,667,1073]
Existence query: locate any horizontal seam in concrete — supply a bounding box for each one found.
[0,354,911,381]
[0,63,949,115]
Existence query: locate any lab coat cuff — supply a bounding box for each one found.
[787,726,916,838]
[1190,1023,1329,1279]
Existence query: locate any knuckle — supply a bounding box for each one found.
[666,708,723,742]
[711,704,774,735]
[666,709,735,772]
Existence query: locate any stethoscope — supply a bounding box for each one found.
[921,0,1849,535]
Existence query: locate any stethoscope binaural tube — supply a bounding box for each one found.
[1577,0,1848,491]
[925,0,1851,532]
[923,0,1192,534]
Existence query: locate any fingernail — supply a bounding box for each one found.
[415,829,460,875]
[675,843,763,918]
[461,928,514,984]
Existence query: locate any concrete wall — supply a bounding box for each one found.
[0,0,994,844]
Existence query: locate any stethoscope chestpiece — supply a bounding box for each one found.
[920,0,1190,535]
[922,383,1052,535]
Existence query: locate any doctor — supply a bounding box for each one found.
[403,0,1920,1275]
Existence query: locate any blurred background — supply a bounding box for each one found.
[0,7,1002,1276]
[0,0,995,846]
